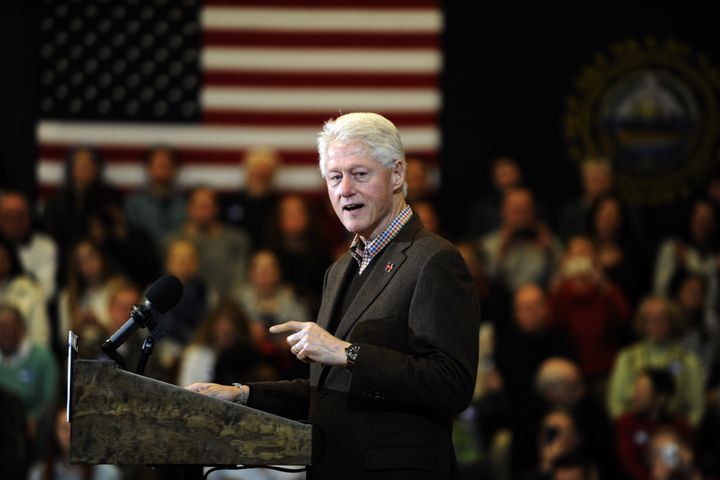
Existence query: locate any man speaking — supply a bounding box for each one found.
[187,112,481,479]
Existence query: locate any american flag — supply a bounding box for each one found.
[37,0,442,193]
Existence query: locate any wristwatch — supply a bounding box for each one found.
[345,343,360,371]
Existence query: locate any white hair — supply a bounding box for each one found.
[317,112,407,196]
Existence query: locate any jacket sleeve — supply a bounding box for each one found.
[347,246,481,414]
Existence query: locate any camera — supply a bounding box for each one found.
[563,255,594,277]
[659,442,680,468]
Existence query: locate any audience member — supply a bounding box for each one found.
[231,249,310,380]
[104,278,170,381]
[124,144,187,248]
[647,426,701,480]
[41,146,121,282]
[56,239,121,356]
[266,194,333,315]
[479,187,563,291]
[28,405,121,480]
[166,186,251,299]
[222,146,281,248]
[0,304,58,433]
[586,192,649,304]
[547,236,631,392]
[0,387,30,480]
[519,409,583,480]
[615,368,693,480]
[0,191,59,301]
[405,154,438,208]
[0,237,49,348]
[467,155,525,236]
[158,238,217,370]
[653,198,719,311]
[607,295,705,426]
[177,300,257,386]
[512,357,617,479]
[558,157,614,240]
[670,271,720,387]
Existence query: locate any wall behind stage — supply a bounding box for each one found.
[440,8,720,241]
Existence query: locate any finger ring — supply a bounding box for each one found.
[292,345,299,354]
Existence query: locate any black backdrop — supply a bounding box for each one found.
[440,7,720,242]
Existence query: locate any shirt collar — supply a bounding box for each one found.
[350,206,413,274]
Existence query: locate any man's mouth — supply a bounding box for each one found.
[343,204,364,212]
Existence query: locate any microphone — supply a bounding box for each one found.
[101,275,183,359]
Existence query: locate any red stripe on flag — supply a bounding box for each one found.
[203,71,438,88]
[204,30,439,49]
[201,110,438,127]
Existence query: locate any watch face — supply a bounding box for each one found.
[346,344,360,363]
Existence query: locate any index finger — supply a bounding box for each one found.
[269,321,306,334]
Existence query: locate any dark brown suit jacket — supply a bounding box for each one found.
[248,215,481,479]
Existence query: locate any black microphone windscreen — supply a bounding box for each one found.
[145,275,184,313]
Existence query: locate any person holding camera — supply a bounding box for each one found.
[647,426,701,480]
[546,236,631,399]
[478,187,563,291]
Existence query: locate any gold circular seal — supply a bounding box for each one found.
[564,37,720,205]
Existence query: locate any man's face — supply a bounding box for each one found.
[325,142,403,241]
[148,150,177,186]
[0,195,31,242]
[109,288,140,330]
[0,311,22,355]
[514,285,546,333]
[188,189,218,228]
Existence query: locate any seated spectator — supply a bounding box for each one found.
[558,156,613,241]
[413,199,443,236]
[670,271,720,386]
[41,146,121,284]
[124,144,187,249]
[547,451,598,480]
[28,405,121,480]
[512,357,617,479]
[467,155,525,236]
[519,409,584,480]
[0,387,30,480]
[479,188,563,291]
[56,239,122,357]
[615,368,693,480]
[653,198,719,310]
[176,300,264,387]
[646,426,701,480]
[222,147,281,248]
[607,295,705,426]
[231,249,309,380]
[86,198,161,291]
[405,154,439,208]
[166,186,251,299]
[547,236,631,392]
[0,191,58,301]
[0,304,58,433]
[266,194,333,315]
[158,238,217,359]
[586,192,649,304]
[0,237,49,348]
[104,278,170,382]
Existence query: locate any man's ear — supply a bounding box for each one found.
[392,160,405,192]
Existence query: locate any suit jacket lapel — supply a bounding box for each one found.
[333,214,422,341]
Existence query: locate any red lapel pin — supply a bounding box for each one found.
[385,263,394,272]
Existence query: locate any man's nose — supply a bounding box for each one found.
[340,175,355,197]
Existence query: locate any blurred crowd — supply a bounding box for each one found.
[1,146,719,480]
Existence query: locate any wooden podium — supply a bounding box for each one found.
[68,359,314,473]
